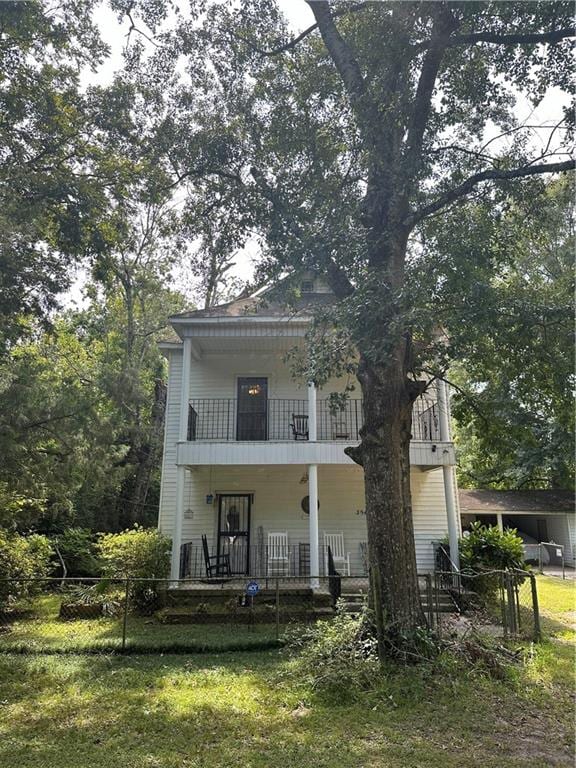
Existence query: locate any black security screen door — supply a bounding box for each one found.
[237,377,268,441]
[217,494,251,575]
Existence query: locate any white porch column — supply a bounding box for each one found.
[171,338,193,581]
[496,513,504,532]
[307,382,320,588]
[437,379,460,571]
[178,338,193,442]
[308,464,319,589]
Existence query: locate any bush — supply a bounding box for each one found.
[0,529,53,608]
[53,528,101,577]
[460,523,525,572]
[283,605,380,699]
[96,526,170,611]
[460,523,526,599]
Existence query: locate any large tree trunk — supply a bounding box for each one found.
[347,349,426,656]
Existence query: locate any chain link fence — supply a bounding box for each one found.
[0,576,347,654]
[432,568,541,641]
[0,570,542,653]
[524,541,567,579]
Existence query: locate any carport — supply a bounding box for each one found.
[459,489,575,566]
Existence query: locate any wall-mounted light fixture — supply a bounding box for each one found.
[206,493,214,505]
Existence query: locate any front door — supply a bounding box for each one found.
[237,377,268,441]
[217,494,251,575]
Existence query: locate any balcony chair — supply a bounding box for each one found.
[323,532,351,576]
[267,532,290,576]
[290,413,309,440]
[201,535,231,579]
[330,413,349,440]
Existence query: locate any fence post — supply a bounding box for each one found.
[121,577,130,653]
[434,572,441,638]
[500,572,508,638]
[506,575,517,635]
[275,577,280,641]
[530,573,542,643]
[426,574,434,629]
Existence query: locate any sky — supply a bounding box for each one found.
[65,1,569,309]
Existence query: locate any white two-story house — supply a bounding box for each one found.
[157,278,461,584]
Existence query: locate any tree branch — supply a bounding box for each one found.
[403,5,458,177]
[406,159,575,226]
[307,0,366,102]
[448,26,575,48]
[240,3,367,56]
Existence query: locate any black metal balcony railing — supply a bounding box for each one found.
[187,396,440,442]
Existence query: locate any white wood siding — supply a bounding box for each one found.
[157,463,449,574]
[567,514,576,565]
[547,514,575,565]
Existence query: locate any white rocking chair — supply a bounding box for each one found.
[323,532,351,576]
[267,532,290,576]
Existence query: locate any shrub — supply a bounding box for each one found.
[96,526,171,611]
[283,605,380,699]
[460,523,525,572]
[0,529,54,608]
[53,528,101,577]
[460,523,526,599]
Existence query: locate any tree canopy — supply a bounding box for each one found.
[0,0,573,645]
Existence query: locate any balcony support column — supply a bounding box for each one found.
[171,338,193,582]
[307,382,320,589]
[170,465,186,581]
[436,380,460,572]
[308,464,320,590]
[178,338,193,442]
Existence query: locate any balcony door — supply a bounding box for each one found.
[236,377,268,441]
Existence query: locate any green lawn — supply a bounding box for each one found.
[533,575,576,641]
[0,576,573,768]
[0,595,279,652]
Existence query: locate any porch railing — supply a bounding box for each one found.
[180,542,335,580]
[187,395,440,442]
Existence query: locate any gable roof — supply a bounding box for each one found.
[170,273,337,322]
[170,292,335,320]
[459,489,575,514]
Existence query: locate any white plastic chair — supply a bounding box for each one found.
[323,532,351,576]
[267,532,290,576]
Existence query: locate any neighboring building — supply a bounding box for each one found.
[460,489,575,565]
[157,277,461,583]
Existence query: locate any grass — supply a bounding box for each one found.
[533,575,575,641]
[0,595,280,653]
[0,576,572,767]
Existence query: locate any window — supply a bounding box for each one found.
[301,280,314,293]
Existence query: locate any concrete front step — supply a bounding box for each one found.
[340,591,457,614]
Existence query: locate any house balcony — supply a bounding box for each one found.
[187,396,440,442]
[176,395,455,467]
